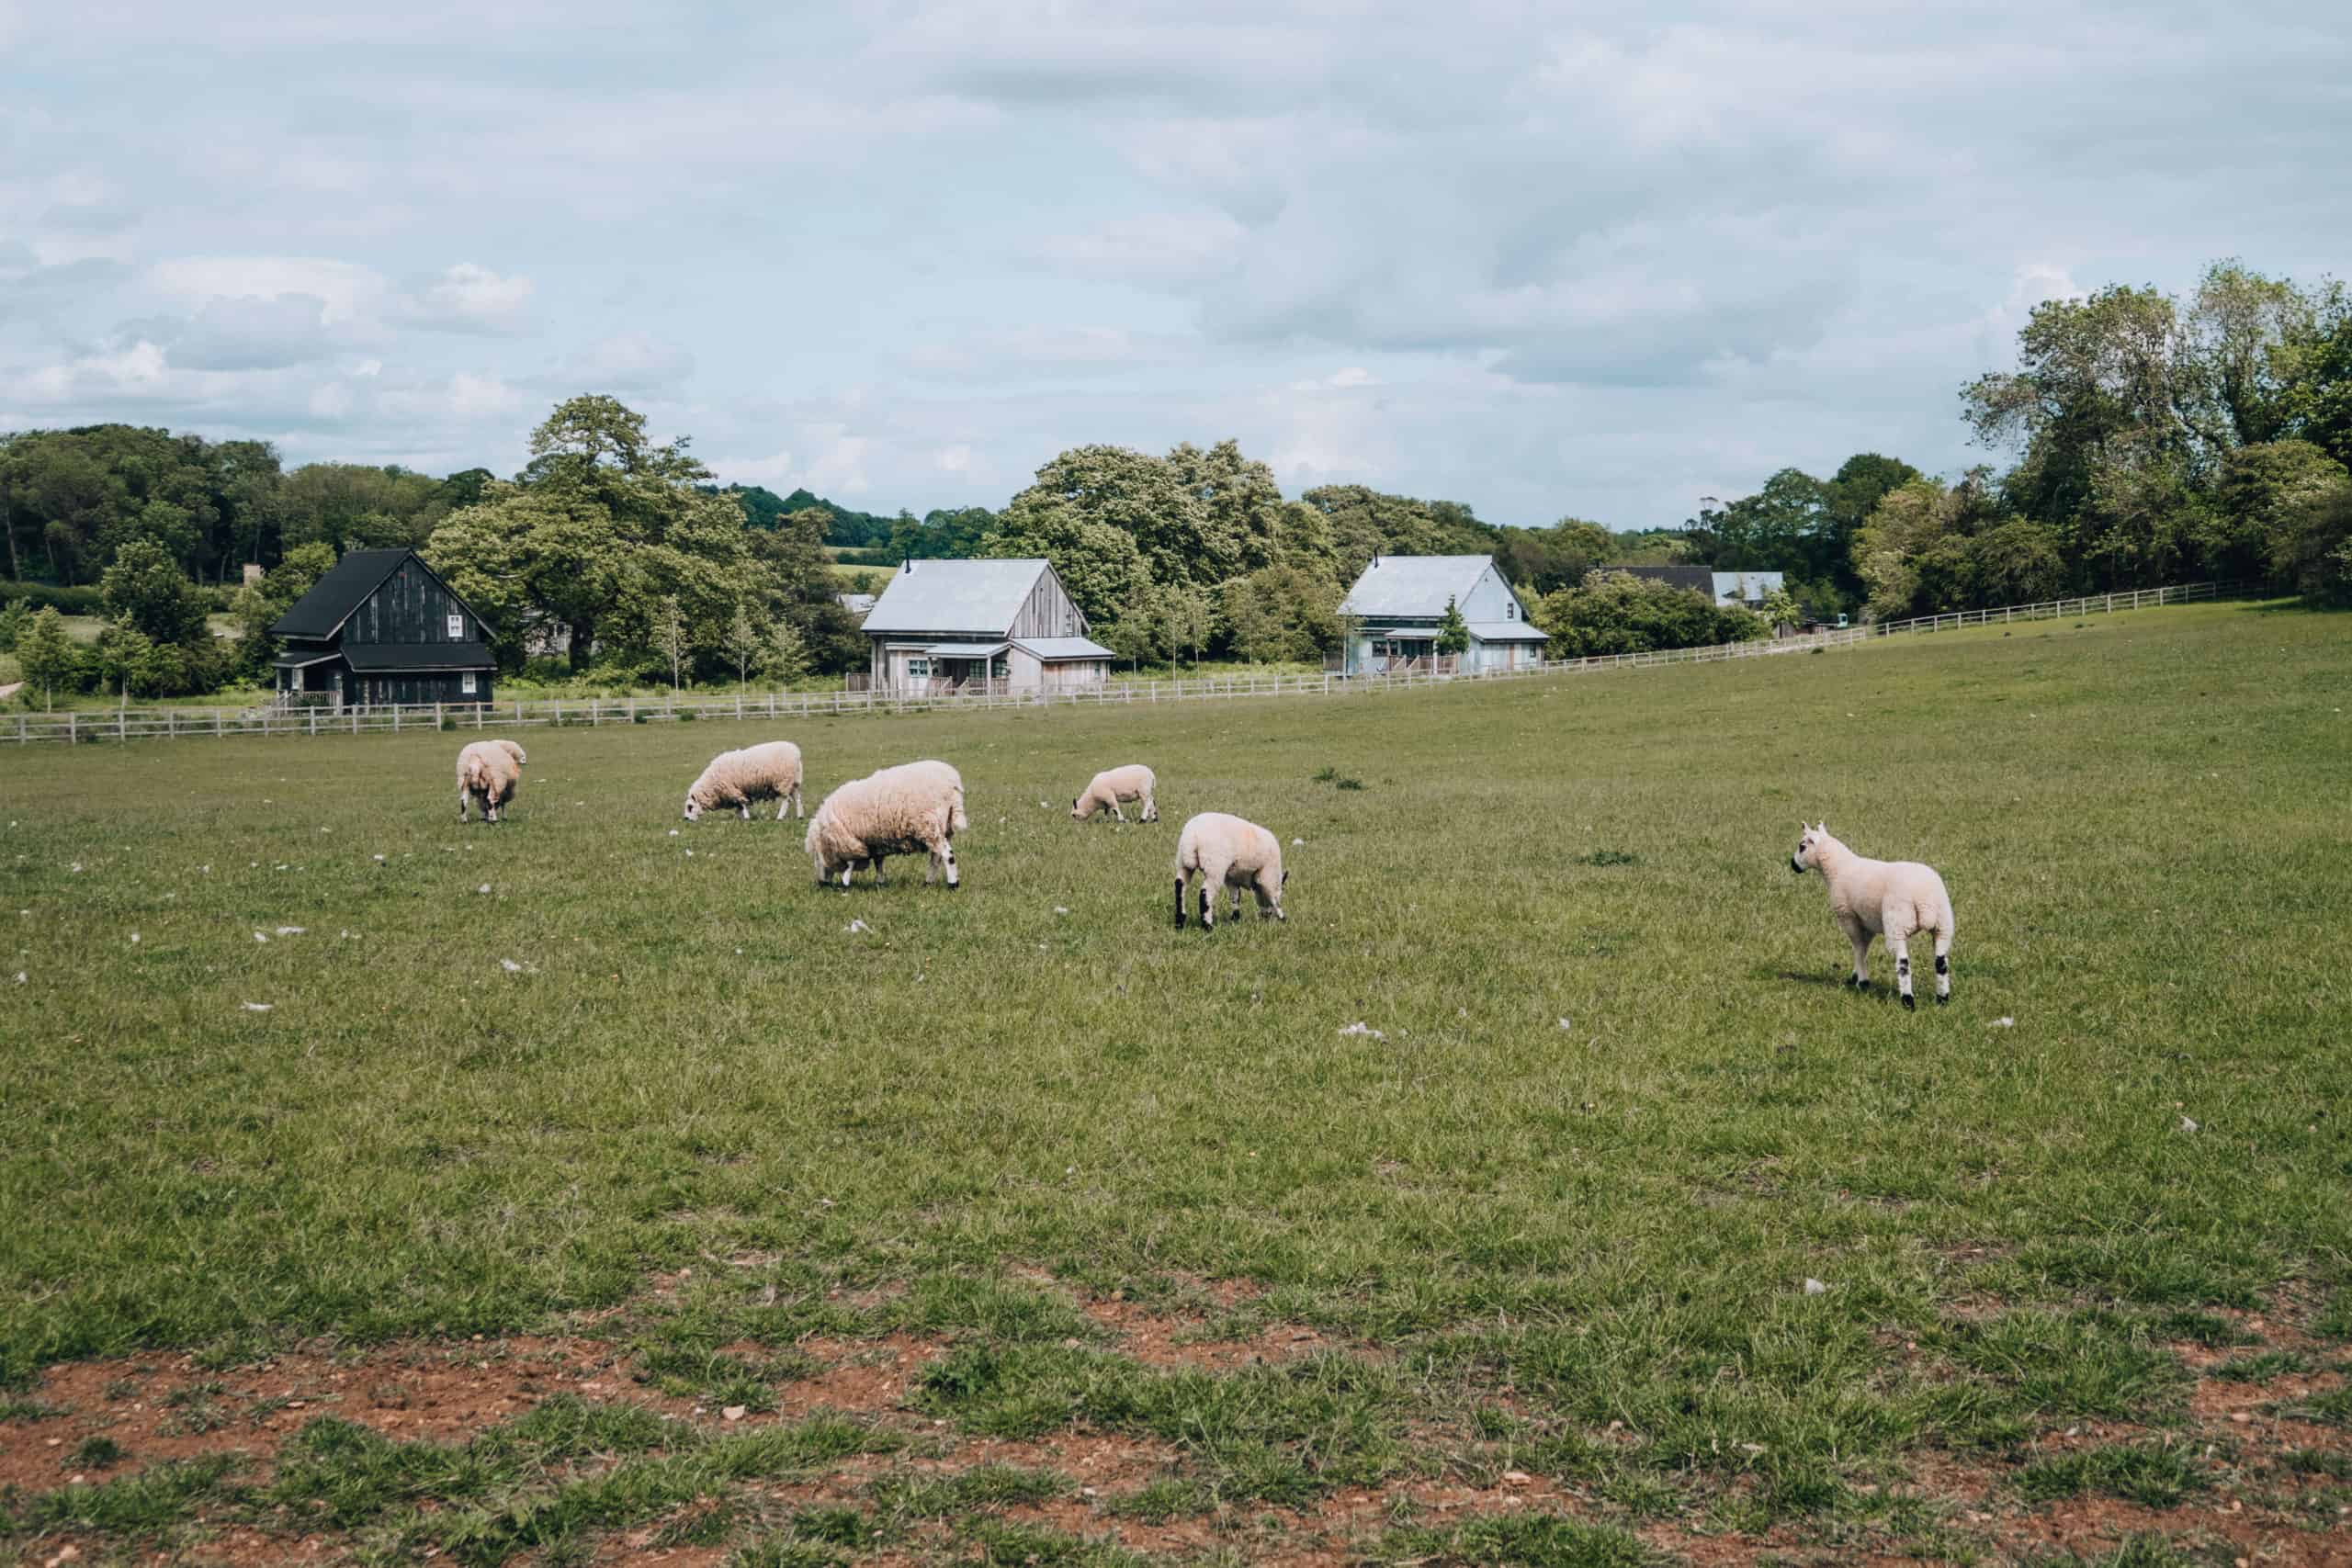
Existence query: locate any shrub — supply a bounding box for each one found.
[0,581,106,615]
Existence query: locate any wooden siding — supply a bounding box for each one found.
[347,670,492,706]
[1007,567,1083,640]
[344,560,475,646]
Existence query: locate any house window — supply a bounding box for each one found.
[1506,602,1516,619]
[991,656,1008,679]
[907,658,931,680]
[447,614,465,638]
[460,672,478,694]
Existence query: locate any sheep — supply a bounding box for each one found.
[804,759,968,889]
[1072,763,1158,824]
[1789,822,1955,1010]
[683,740,805,822]
[455,739,526,824]
[1173,812,1286,930]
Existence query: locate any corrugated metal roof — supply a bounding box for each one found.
[270,650,340,669]
[859,558,1050,634]
[1013,636,1114,660]
[343,641,495,671]
[924,641,1010,658]
[1339,555,1493,618]
[1712,570,1784,604]
[1468,621,1549,641]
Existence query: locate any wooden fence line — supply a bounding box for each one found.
[6,580,2259,747]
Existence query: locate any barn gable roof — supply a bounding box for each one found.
[267,548,488,640]
[859,558,1055,635]
[1339,555,1495,619]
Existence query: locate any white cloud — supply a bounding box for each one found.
[401,262,535,333]
[533,330,695,392]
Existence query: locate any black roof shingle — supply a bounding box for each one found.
[266,549,490,640]
[342,641,496,672]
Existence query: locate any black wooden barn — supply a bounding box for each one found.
[268,548,497,706]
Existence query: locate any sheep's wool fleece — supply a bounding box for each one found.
[688,741,803,808]
[806,760,967,862]
[1078,764,1154,814]
[1818,834,1954,941]
[1175,812,1282,882]
[456,739,522,804]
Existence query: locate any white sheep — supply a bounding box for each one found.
[683,740,805,822]
[805,760,968,889]
[455,739,526,824]
[1173,812,1286,930]
[1790,822,1955,1010]
[1072,763,1158,824]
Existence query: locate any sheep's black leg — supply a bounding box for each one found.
[1895,942,1915,1010]
[1199,884,1215,930]
[1173,875,1186,929]
[1935,947,1951,1005]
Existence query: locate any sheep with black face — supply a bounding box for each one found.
[1790,822,1955,1009]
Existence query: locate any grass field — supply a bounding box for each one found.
[4,599,2347,1565]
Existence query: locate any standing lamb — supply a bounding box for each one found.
[1789,822,1955,1010]
[804,760,968,889]
[683,740,805,821]
[1072,763,1158,823]
[1173,812,1286,930]
[455,739,527,824]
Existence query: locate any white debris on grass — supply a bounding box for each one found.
[1804,1278,1826,1295]
[1054,906,1069,915]
[1557,1017,1573,1031]
[254,931,269,943]
[721,1404,747,1422]
[12,971,24,984]
[2179,1116,2199,1134]
[668,829,679,837]
[69,863,82,874]
[1990,1017,2015,1029]
[845,919,870,934]
[500,959,526,973]
[276,926,305,936]
[130,933,140,944]
[1339,1021,1385,1040]
[242,1002,273,1012]
[373,854,386,863]
[477,884,492,895]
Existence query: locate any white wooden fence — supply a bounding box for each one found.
[5,580,2260,747]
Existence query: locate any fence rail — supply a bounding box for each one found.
[6,580,2261,747]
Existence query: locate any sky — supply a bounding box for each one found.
[4,2,2348,529]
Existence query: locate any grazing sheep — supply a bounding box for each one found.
[805,760,968,889]
[1072,763,1158,823]
[683,740,805,822]
[1174,812,1286,930]
[456,739,526,824]
[1790,822,1955,1010]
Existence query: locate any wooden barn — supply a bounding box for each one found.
[268,548,497,707]
[857,558,1114,692]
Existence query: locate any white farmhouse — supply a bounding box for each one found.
[859,558,1115,692]
[1337,554,1550,674]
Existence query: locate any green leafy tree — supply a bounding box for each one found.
[1159,581,1216,668]
[721,599,768,685]
[0,597,28,653]
[1759,584,1801,627]
[93,624,175,702]
[766,617,811,685]
[982,491,1151,634]
[1165,439,1278,576]
[654,594,690,690]
[2213,441,2349,584]
[1434,595,1470,655]
[2272,471,2352,604]
[1005,445,1209,594]
[427,397,755,674]
[13,605,78,706]
[1222,564,1341,664]
[1534,570,1767,658]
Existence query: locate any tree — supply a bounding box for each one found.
[1004,446,1210,595]
[2211,441,2348,584]
[766,618,811,685]
[14,606,78,707]
[721,599,767,686]
[100,538,212,649]
[1159,581,1216,668]
[1434,595,1470,655]
[981,489,1151,634]
[654,594,691,690]
[93,624,170,704]
[1165,440,1279,576]
[1534,571,1767,658]
[1759,584,1801,628]
[1222,565,1341,664]
[427,397,756,674]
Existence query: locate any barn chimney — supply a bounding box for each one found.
[902,558,914,573]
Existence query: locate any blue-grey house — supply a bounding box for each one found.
[1337,554,1549,674]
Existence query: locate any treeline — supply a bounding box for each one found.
[1680,260,2352,618]
[0,424,498,587]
